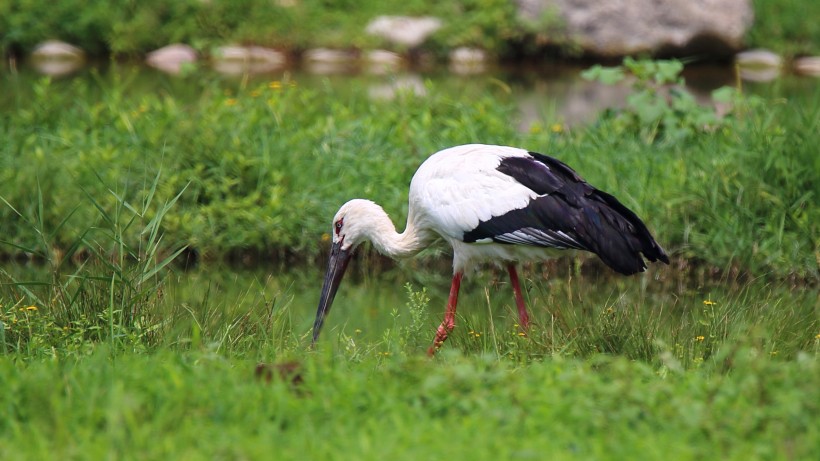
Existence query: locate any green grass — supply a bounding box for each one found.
[1,60,818,459]
[1,258,818,459]
[749,0,820,56]
[1,241,817,459]
[1,348,817,460]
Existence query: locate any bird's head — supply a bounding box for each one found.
[328,199,378,252]
[312,199,379,345]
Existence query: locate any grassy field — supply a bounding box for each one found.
[1,259,818,460]
[1,60,818,459]
[1,347,818,460]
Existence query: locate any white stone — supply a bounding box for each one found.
[31,40,85,60]
[793,56,820,77]
[146,44,198,74]
[449,47,488,75]
[363,50,404,74]
[303,48,358,74]
[303,48,356,63]
[449,47,487,64]
[735,49,782,81]
[212,45,286,75]
[30,40,85,76]
[366,16,443,48]
[735,49,783,68]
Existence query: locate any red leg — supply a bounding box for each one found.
[507,264,530,329]
[427,272,463,356]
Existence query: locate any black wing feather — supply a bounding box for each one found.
[463,151,669,275]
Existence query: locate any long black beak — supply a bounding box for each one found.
[312,240,352,345]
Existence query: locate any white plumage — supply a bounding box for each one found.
[313,144,669,355]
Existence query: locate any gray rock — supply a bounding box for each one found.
[366,16,443,48]
[146,44,198,74]
[516,0,753,57]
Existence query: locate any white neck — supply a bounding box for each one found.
[357,202,430,259]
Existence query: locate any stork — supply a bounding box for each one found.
[313,144,669,355]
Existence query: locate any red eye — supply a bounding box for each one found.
[334,219,343,235]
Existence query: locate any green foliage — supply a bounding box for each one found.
[748,0,820,55]
[582,58,728,143]
[2,61,819,279]
[574,58,818,278]
[0,71,522,263]
[0,170,185,357]
[428,0,522,53]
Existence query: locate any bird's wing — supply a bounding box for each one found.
[461,151,669,274]
[460,152,592,251]
[409,145,537,241]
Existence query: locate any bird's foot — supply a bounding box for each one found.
[519,312,530,330]
[427,323,452,356]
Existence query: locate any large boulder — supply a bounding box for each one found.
[516,0,754,57]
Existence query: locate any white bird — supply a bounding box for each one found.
[313,144,669,355]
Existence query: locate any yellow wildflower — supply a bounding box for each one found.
[550,123,563,133]
[321,233,330,242]
[269,81,282,89]
[225,98,238,106]
[25,306,38,311]
[695,335,705,342]
[703,300,716,306]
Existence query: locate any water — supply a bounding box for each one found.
[0,59,766,127]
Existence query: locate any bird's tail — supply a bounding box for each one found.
[588,190,670,275]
